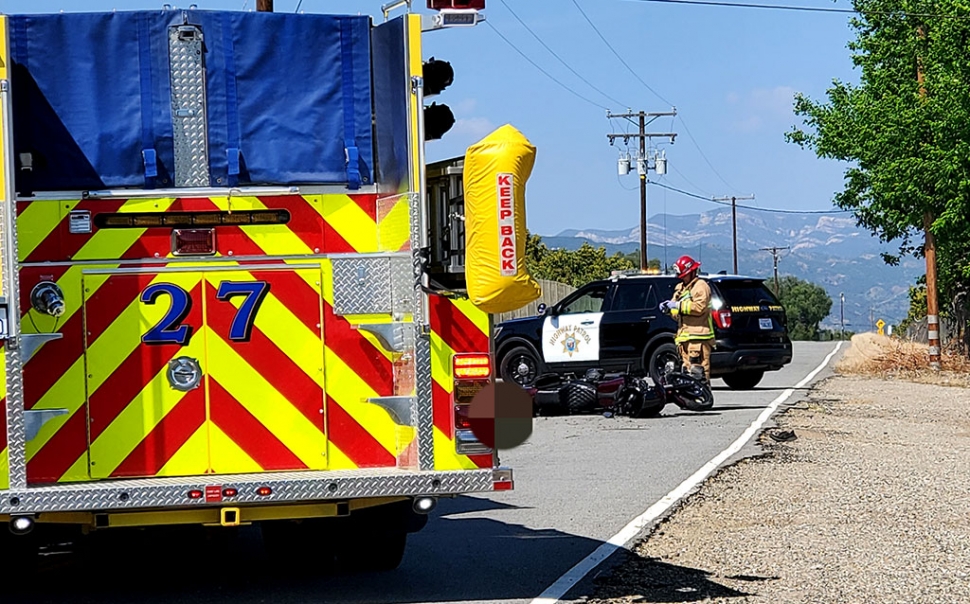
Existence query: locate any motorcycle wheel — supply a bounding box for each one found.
[667,374,715,412]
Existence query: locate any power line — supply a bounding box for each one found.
[648,180,853,214]
[572,0,744,193]
[485,21,610,111]
[570,0,673,107]
[677,116,743,194]
[497,0,628,108]
[624,0,970,19]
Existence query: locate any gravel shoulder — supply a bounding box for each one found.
[589,374,970,603]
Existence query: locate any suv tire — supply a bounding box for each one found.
[722,369,764,390]
[499,346,542,388]
[646,342,680,385]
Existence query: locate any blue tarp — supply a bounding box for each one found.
[10,10,374,192]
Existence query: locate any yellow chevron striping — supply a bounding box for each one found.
[307,194,378,253]
[161,423,217,476]
[88,338,201,478]
[430,330,455,395]
[433,428,479,470]
[207,335,327,470]
[60,455,90,484]
[376,195,411,252]
[327,443,356,471]
[25,361,85,464]
[25,271,202,476]
[23,198,176,342]
[85,272,203,397]
[0,449,8,490]
[202,270,324,384]
[450,296,490,337]
[17,201,78,262]
[316,260,393,361]
[322,346,399,457]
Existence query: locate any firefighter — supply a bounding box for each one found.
[659,255,714,383]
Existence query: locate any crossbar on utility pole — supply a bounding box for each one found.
[608,109,677,271]
[715,195,755,274]
[257,0,274,11]
[760,246,789,296]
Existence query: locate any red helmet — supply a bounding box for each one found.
[673,255,701,279]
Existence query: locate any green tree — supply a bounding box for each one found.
[777,276,833,341]
[786,0,970,323]
[524,233,636,287]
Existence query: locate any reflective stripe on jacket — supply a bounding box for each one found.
[670,277,714,342]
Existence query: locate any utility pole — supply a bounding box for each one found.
[917,24,941,370]
[840,292,845,341]
[715,195,756,274]
[257,0,274,11]
[759,246,789,296]
[608,109,677,271]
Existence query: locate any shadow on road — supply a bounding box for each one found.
[2,496,740,604]
[591,550,764,602]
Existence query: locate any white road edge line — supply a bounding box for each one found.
[530,341,844,604]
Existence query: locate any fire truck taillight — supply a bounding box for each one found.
[172,228,216,256]
[256,486,273,497]
[188,490,204,500]
[453,354,491,380]
[453,354,492,455]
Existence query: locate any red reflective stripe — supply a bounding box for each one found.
[247,269,321,334]
[430,296,488,353]
[109,388,207,478]
[209,378,308,471]
[205,284,324,430]
[261,195,326,253]
[326,395,395,468]
[23,200,126,264]
[26,411,87,483]
[88,283,204,443]
[323,301,393,395]
[348,193,379,222]
[432,380,453,436]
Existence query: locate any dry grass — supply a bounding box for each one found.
[837,332,970,387]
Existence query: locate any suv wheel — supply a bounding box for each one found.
[646,342,680,384]
[500,346,542,388]
[722,369,764,390]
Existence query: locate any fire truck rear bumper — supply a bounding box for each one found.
[0,467,513,515]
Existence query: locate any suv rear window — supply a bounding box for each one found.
[714,280,781,306]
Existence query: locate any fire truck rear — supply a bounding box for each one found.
[0,3,519,572]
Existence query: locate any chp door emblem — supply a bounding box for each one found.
[562,332,580,357]
[167,356,202,391]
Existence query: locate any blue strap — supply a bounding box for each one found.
[339,19,361,190]
[137,14,157,186]
[11,19,35,196]
[222,14,242,186]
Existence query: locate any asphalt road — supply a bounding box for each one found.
[24,342,840,604]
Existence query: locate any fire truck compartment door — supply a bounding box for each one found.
[84,267,327,479]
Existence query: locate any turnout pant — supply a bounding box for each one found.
[678,339,712,383]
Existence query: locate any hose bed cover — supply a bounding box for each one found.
[9,10,373,191]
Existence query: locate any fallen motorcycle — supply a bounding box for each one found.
[529,361,714,418]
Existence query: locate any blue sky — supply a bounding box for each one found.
[1,0,859,236]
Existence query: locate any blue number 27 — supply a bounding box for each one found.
[140,280,270,345]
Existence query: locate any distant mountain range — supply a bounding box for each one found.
[539,209,924,332]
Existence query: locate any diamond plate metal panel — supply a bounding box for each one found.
[5,205,27,489]
[414,334,435,470]
[169,25,210,188]
[0,469,494,513]
[332,256,392,315]
[390,255,414,319]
